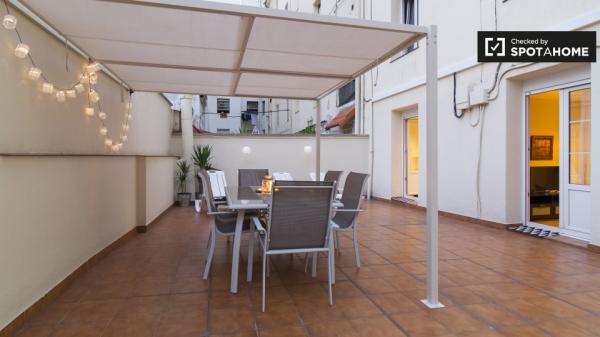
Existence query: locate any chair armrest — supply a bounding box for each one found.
[208,211,237,216]
[216,204,232,211]
[252,216,267,232]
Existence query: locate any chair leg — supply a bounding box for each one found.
[266,255,270,277]
[262,251,267,312]
[327,235,334,305]
[247,227,255,282]
[331,241,336,284]
[206,230,211,249]
[353,225,361,268]
[304,252,309,273]
[203,227,216,280]
[311,253,317,277]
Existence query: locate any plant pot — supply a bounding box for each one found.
[177,192,192,207]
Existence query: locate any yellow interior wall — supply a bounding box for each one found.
[407,118,419,171]
[529,91,560,167]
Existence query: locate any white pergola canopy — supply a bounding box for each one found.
[20,0,426,99]
[15,0,440,309]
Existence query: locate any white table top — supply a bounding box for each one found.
[225,186,343,210]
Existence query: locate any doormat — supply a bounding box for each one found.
[507,225,559,238]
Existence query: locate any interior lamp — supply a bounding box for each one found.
[99,126,108,136]
[55,90,66,102]
[84,107,94,117]
[98,111,107,120]
[304,145,313,153]
[260,176,274,194]
[242,146,251,154]
[66,89,76,98]
[41,82,53,94]
[27,67,41,80]
[14,43,30,58]
[2,14,17,30]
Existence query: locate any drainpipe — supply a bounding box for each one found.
[181,94,195,195]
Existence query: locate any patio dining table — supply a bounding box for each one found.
[225,185,343,293]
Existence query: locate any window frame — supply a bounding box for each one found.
[390,0,419,63]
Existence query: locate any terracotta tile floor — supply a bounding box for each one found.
[13,201,600,337]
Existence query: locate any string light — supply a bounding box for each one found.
[89,89,100,103]
[55,90,66,102]
[14,43,29,58]
[41,82,53,94]
[2,4,132,152]
[2,13,16,29]
[27,67,41,80]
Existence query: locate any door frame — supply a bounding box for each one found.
[402,111,419,201]
[523,79,591,240]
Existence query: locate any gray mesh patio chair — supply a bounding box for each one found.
[199,170,252,279]
[238,169,269,187]
[323,170,343,183]
[331,172,369,268]
[248,181,337,312]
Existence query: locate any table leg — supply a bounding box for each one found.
[230,209,246,293]
[247,219,254,282]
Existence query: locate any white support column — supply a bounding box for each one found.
[181,94,195,196]
[316,100,321,181]
[421,25,444,309]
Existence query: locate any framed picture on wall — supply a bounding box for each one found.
[172,109,181,133]
[531,136,553,161]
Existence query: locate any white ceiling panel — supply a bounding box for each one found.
[20,0,426,99]
[242,49,372,76]
[247,17,414,60]
[72,37,240,69]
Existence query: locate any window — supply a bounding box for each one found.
[337,80,355,107]
[391,0,418,61]
[247,101,258,113]
[216,128,230,133]
[217,98,230,118]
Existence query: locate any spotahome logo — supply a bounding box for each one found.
[478,31,596,62]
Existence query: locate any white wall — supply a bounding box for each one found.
[170,135,369,187]
[0,5,175,330]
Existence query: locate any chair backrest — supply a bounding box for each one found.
[198,169,217,213]
[267,181,335,250]
[238,169,269,187]
[272,172,294,181]
[199,170,227,199]
[333,172,369,228]
[323,171,343,184]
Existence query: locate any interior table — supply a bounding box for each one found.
[225,185,343,293]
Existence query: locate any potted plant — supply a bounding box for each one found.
[192,144,214,199]
[175,159,192,207]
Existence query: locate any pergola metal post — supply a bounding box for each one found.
[421,25,444,309]
[315,100,321,181]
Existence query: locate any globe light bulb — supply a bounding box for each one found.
[2,14,17,30]
[126,102,133,110]
[55,91,66,102]
[105,138,113,147]
[86,62,101,73]
[123,124,129,131]
[79,73,89,84]
[121,134,128,142]
[111,144,119,151]
[89,90,100,103]
[14,43,30,58]
[89,72,98,85]
[27,67,42,81]
[98,111,107,120]
[84,107,94,117]
[99,126,108,136]
[242,146,251,154]
[74,83,85,93]
[41,82,54,94]
[127,113,132,121]
[66,89,76,98]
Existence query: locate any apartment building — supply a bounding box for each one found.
[264,0,599,242]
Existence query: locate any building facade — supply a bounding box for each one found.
[261,0,599,242]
